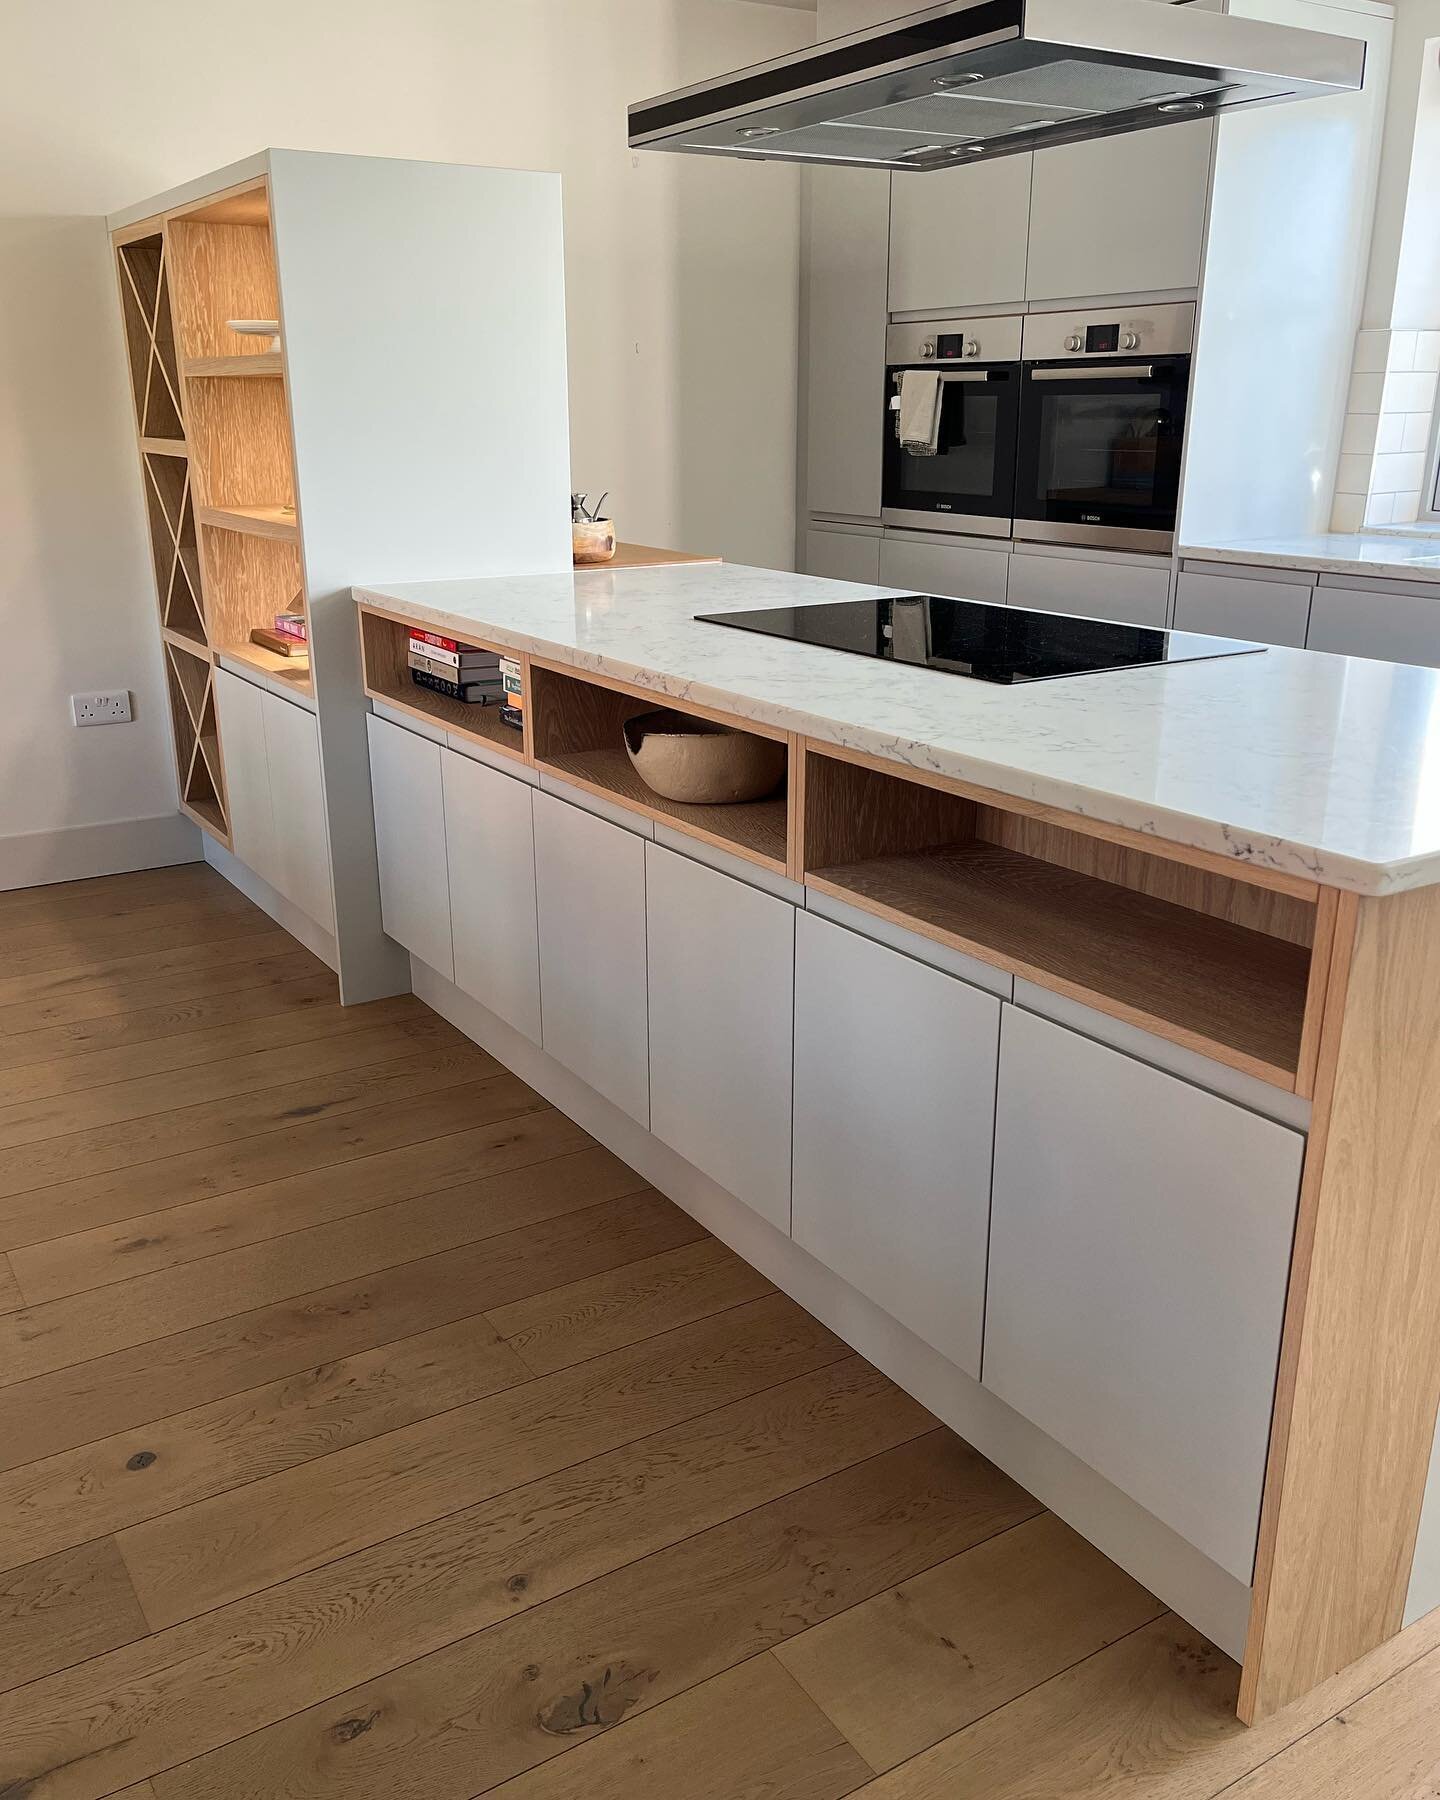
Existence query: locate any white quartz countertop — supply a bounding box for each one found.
[356,562,1440,896]
[1181,532,1440,581]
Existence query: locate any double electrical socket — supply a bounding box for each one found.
[72,691,133,727]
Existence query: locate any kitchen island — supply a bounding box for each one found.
[354,560,1440,1725]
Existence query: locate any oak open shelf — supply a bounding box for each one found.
[183,353,284,378]
[197,503,297,540]
[220,638,312,696]
[529,661,789,873]
[359,607,525,762]
[803,748,1316,1089]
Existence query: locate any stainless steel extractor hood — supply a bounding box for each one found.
[627,0,1366,170]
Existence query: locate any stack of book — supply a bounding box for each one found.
[273,611,307,645]
[408,631,503,704]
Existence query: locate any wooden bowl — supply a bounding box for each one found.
[622,709,785,806]
[573,520,617,565]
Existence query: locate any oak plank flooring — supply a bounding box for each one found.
[11,1103,595,1304]
[0,1068,538,1256]
[121,1281,822,1629]
[0,1143,646,1384]
[0,944,326,1036]
[0,1006,446,1151]
[488,1234,775,1375]
[0,1314,529,1575]
[0,980,416,1103]
[470,1654,873,1800]
[0,1539,148,1692]
[2,865,1439,1800]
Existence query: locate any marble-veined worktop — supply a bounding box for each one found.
[1181,532,1440,582]
[355,561,1440,896]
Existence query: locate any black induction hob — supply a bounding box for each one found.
[696,595,1264,685]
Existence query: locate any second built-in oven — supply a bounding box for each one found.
[881,314,1021,539]
[1014,303,1194,555]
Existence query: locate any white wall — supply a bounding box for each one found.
[1363,0,1440,329]
[0,0,808,870]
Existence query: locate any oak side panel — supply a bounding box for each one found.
[1242,883,1440,1719]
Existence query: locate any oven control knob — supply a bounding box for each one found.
[1065,333,1082,351]
[1121,330,1140,351]
[964,338,980,358]
[921,340,937,359]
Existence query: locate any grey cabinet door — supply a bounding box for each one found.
[443,748,541,1044]
[1007,552,1170,627]
[879,535,1009,605]
[1306,584,1440,670]
[213,667,276,890]
[984,1006,1303,1582]
[646,844,795,1232]
[1026,122,1213,302]
[532,789,649,1126]
[888,157,1032,314]
[805,528,881,585]
[263,689,334,933]
[366,712,452,979]
[792,911,1000,1377]
[805,167,890,520]
[1175,570,1312,648]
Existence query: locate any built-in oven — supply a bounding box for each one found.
[881,315,1021,539]
[1014,303,1194,554]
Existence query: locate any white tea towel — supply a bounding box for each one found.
[897,368,942,456]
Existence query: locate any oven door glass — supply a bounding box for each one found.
[881,365,1018,527]
[1015,361,1189,537]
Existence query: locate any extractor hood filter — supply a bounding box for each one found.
[627,0,1366,170]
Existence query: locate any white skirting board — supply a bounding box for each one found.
[411,955,1253,1660]
[0,811,200,891]
[203,835,338,972]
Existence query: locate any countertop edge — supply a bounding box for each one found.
[354,582,1426,899]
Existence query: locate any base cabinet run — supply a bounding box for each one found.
[646,844,795,1233]
[532,791,650,1128]
[983,1006,1304,1583]
[366,713,454,979]
[443,751,542,1044]
[792,912,999,1379]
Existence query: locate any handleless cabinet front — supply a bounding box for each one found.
[879,534,1010,606]
[792,911,1000,1378]
[214,667,276,886]
[1007,552,1170,627]
[888,157,1032,315]
[645,844,795,1233]
[805,527,882,585]
[984,1006,1303,1582]
[443,750,541,1044]
[262,690,334,934]
[366,713,453,979]
[1174,568,1312,648]
[1306,583,1440,670]
[532,789,649,1126]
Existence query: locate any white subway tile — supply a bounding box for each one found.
[1393,491,1422,524]
[1388,332,1419,372]
[1365,491,1396,526]
[1376,413,1406,454]
[1383,370,1438,413]
[1416,332,1440,374]
[1402,412,1433,454]
[1348,371,1384,414]
[1331,492,1366,533]
[1372,451,1427,493]
[1341,412,1380,456]
[1353,329,1391,374]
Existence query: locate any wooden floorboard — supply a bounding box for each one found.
[0,863,1436,1800]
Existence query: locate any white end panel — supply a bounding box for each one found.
[1180,1,1392,544]
[269,150,571,1002]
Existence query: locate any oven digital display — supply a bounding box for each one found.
[935,333,965,360]
[1085,322,1120,354]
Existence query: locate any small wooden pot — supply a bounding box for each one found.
[573,519,617,565]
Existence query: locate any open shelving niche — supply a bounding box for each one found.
[167,185,310,698]
[800,744,1326,1092]
[360,607,528,764]
[164,639,229,843]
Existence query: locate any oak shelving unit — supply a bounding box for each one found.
[113,173,313,848]
[359,606,527,763]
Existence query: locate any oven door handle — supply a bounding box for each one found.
[888,368,996,410]
[1028,364,1156,382]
